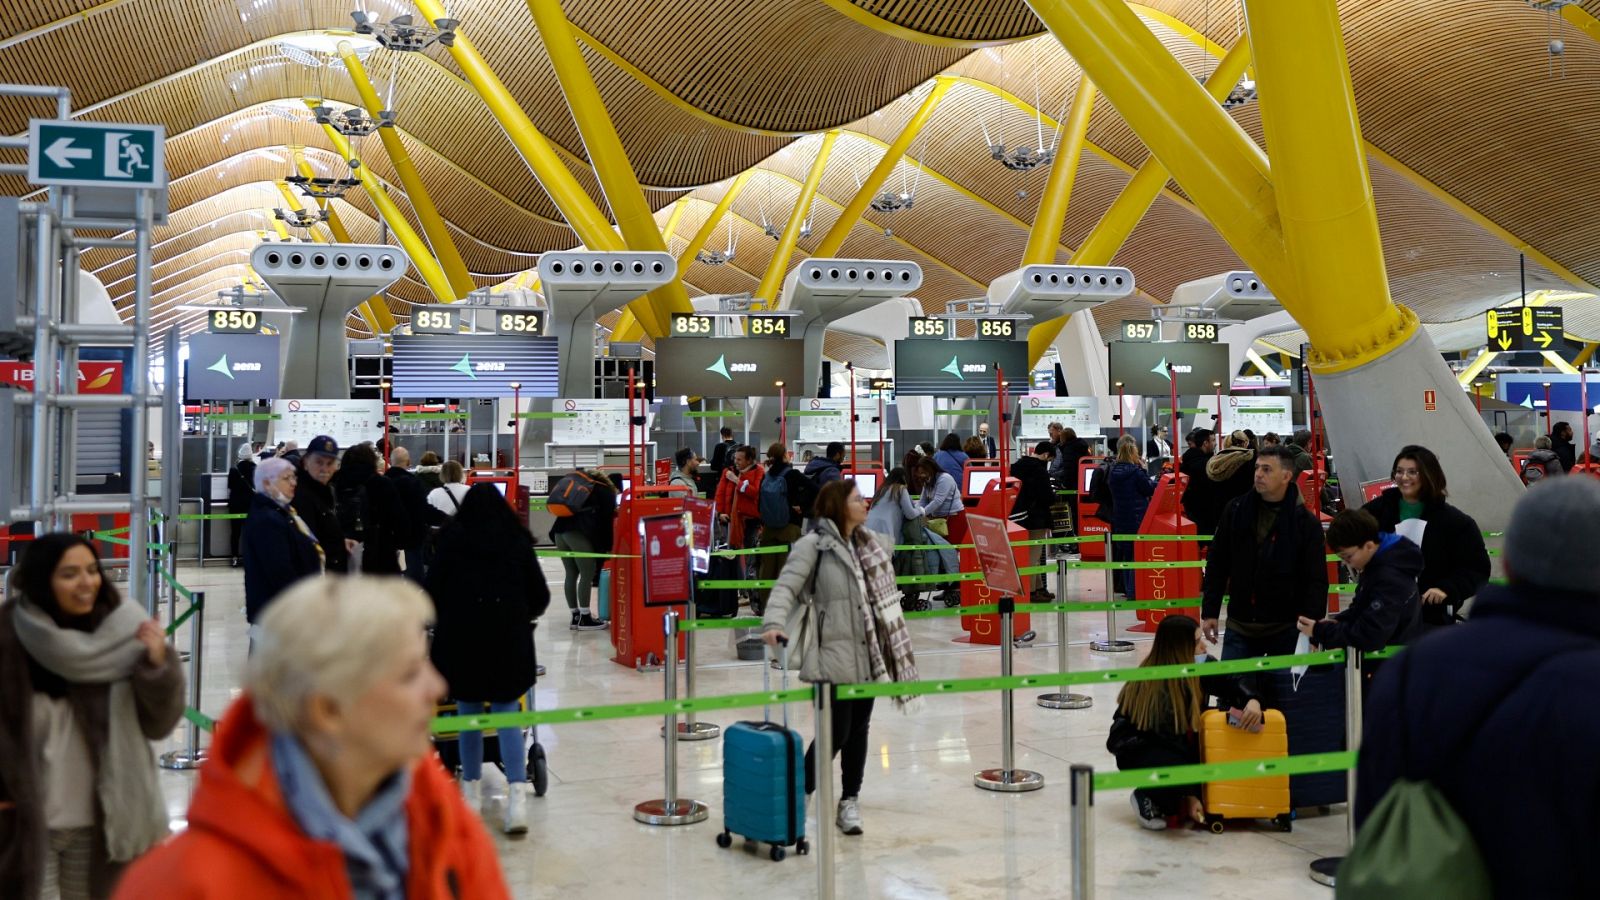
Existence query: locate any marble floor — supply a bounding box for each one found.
[148,558,1345,899]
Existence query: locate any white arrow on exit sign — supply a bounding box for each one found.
[44,137,93,168]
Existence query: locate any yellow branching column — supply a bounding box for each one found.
[760,131,840,306]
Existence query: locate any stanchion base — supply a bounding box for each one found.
[633,798,710,826]
[665,721,722,741]
[158,749,208,771]
[1037,692,1093,710]
[973,768,1045,792]
[1308,856,1340,887]
[1090,639,1135,653]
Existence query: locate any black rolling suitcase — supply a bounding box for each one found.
[695,553,741,618]
[1268,666,1347,808]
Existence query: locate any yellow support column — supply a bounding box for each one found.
[1243,0,1412,371]
[1027,35,1250,364]
[812,79,951,259]
[661,197,690,247]
[679,171,752,267]
[1025,0,1290,293]
[527,0,691,337]
[758,131,840,305]
[309,102,460,305]
[337,42,476,298]
[1022,77,1096,265]
[291,150,398,333]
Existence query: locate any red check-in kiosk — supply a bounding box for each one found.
[1129,472,1200,633]
[956,477,1032,645]
[1075,456,1108,561]
[610,484,693,668]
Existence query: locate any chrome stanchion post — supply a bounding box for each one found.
[976,597,1044,791]
[1090,534,1132,652]
[160,591,207,770]
[634,610,708,825]
[1310,648,1362,886]
[669,585,720,741]
[1038,552,1091,709]
[1070,764,1095,900]
[815,681,836,900]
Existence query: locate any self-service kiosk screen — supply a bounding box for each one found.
[850,473,879,500]
[967,469,1002,495]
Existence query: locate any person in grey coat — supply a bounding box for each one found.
[763,480,920,838]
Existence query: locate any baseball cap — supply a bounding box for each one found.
[306,435,340,459]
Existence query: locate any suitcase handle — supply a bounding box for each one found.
[764,637,789,730]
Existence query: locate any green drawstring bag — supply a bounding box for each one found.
[1334,778,1490,899]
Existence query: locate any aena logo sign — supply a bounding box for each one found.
[1150,358,1193,381]
[705,354,757,381]
[939,356,989,381]
[449,354,507,379]
[206,355,261,380]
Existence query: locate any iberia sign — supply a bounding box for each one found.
[0,360,125,394]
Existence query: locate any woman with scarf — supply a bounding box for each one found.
[762,479,920,838]
[115,576,510,899]
[0,533,185,899]
[241,457,324,630]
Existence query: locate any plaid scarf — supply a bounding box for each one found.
[852,530,922,712]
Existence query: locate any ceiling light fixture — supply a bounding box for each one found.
[869,190,915,213]
[350,11,458,52]
[285,173,361,200]
[989,143,1054,171]
[274,207,330,229]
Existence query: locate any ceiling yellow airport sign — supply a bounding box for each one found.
[1486,306,1562,352]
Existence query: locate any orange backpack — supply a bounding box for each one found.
[548,470,603,517]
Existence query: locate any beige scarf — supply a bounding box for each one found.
[852,531,922,712]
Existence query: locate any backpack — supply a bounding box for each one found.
[759,466,792,528]
[1087,460,1115,521]
[548,470,603,517]
[1521,458,1547,484]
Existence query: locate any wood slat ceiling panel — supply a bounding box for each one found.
[81,209,267,272]
[843,0,1042,43]
[103,234,259,296]
[0,0,108,40]
[564,0,966,132]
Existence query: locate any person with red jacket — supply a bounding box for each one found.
[114,576,509,900]
[730,446,765,577]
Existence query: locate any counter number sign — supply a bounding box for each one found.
[747,313,790,339]
[909,317,948,340]
[1182,321,1219,343]
[978,319,1017,339]
[1120,320,1157,343]
[412,307,459,335]
[671,312,714,337]
[207,309,260,334]
[495,309,544,335]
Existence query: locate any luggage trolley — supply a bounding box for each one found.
[433,689,550,798]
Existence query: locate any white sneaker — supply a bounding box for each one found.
[504,781,529,834]
[836,796,863,836]
[1130,792,1167,830]
[460,778,483,813]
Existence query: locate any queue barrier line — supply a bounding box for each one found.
[429,650,1347,734]
[183,708,216,733]
[89,531,174,552]
[154,564,194,602]
[174,513,248,521]
[678,596,1216,632]
[1094,750,1359,792]
[164,593,203,637]
[1065,560,1207,571]
[537,550,640,559]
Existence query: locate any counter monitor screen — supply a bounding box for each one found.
[966,469,1002,496]
[849,473,878,501]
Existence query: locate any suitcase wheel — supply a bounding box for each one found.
[749,596,765,616]
[769,845,786,862]
[1207,816,1225,834]
[530,743,548,798]
[796,838,809,855]
[715,831,733,849]
[940,589,961,608]
[1273,813,1293,833]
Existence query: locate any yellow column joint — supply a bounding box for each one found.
[527,0,692,338]
[759,131,840,305]
[1457,350,1498,386]
[308,100,459,305]
[813,79,952,260]
[1027,33,1251,366]
[661,197,691,246]
[1022,77,1096,266]
[337,41,476,298]
[1575,342,1599,368]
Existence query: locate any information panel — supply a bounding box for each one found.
[185,333,280,401]
[966,513,1025,598]
[797,397,853,443]
[639,513,691,606]
[550,398,651,445]
[1190,395,1293,438]
[1021,393,1100,436]
[653,337,805,397]
[892,339,1028,396]
[271,399,384,450]
[1107,341,1230,396]
[391,334,559,398]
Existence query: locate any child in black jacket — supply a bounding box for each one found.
[1298,509,1423,657]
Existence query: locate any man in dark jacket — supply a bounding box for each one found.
[292,435,350,573]
[1177,428,1213,531]
[331,442,408,575]
[1356,477,1600,899]
[1551,420,1577,471]
[755,444,819,612]
[804,441,846,488]
[1056,427,1091,491]
[709,427,738,478]
[1011,441,1057,601]
[385,446,433,582]
[1200,446,1328,659]
[1284,429,1316,474]
[1297,509,1420,655]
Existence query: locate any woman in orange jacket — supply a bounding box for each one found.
[114,576,509,899]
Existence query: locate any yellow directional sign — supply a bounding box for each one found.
[1486,306,1563,353]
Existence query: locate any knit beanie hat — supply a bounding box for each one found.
[1504,477,1600,593]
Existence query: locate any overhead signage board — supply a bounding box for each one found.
[493,309,545,335]
[1107,341,1231,396]
[550,398,652,445]
[390,333,559,398]
[797,397,854,443]
[653,337,806,397]
[1486,306,1563,352]
[28,119,166,190]
[908,316,949,340]
[185,332,280,401]
[0,360,124,394]
[411,307,459,334]
[271,399,385,450]
[206,308,262,334]
[1021,393,1099,436]
[892,339,1028,396]
[1180,321,1219,343]
[1120,320,1157,343]
[745,313,792,339]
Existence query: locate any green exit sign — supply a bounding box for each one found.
[28,119,166,190]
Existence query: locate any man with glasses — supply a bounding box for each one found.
[293,435,352,573]
[1200,446,1329,660]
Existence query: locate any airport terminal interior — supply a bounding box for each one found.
[3,0,1600,897]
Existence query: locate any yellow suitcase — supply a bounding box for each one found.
[1200,708,1292,832]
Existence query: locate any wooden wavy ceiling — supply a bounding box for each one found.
[2,0,1595,363]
